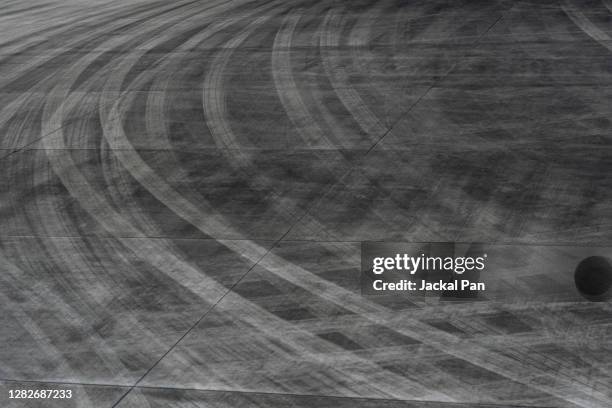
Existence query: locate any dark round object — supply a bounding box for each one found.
[574,256,612,301]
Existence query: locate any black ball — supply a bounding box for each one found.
[574,256,612,301]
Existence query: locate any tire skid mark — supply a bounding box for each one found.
[144,9,334,232]
[101,137,166,245]
[0,250,137,388]
[0,4,56,25]
[144,84,173,150]
[108,80,611,404]
[9,0,236,384]
[43,93,449,404]
[167,7,344,243]
[257,246,609,406]
[202,6,353,240]
[0,93,50,149]
[28,0,388,402]
[179,12,612,397]
[0,259,75,382]
[201,6,354,241]
[320,9,388,141]
[94,0,262,237]
[0,0,199,89]
[42,85,612,408]
[38,0,252,348]
[28,149,160,380]
[203,16,274,151]
[21,146,163,378]
[24,2,611,405]
[0,3,146,57]
[562,4,612,52]
[0,1,204,147]
[272,10,331,148]
[290,6,354,148]
[100,20,597,403]
[348,0,396,127]
[34,3,456,401]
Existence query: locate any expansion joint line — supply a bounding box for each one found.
[284,13,507,238]
[111,10,508,408]
[367,13,505,154]
[0,124,68,160]
[110,215,305,407]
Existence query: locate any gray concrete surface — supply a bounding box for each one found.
[1,0,612,407]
